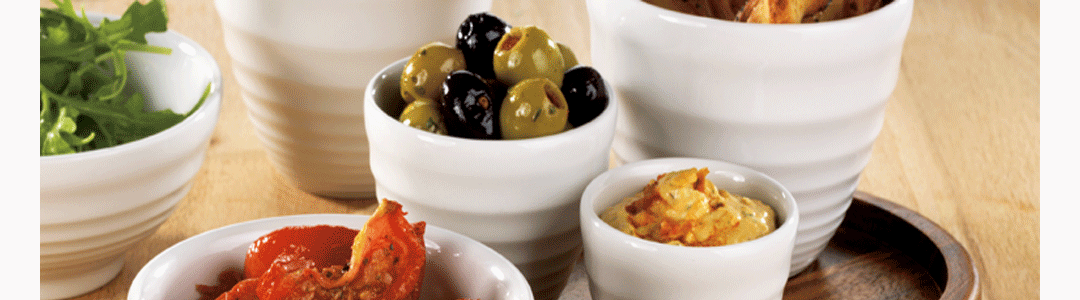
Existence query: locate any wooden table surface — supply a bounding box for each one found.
[40,0,1040,299]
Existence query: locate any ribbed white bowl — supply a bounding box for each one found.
[39,12,223,300]
[587,0,914,275]
[232,60,375,198]
[214,0,493,198]
[608,101,884,274]
[364,58,618,300]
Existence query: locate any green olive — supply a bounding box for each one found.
[499,78,569,139]
[398,98,447,135]
[557,42,578,71]
[401,42,467,104]
[492,25,565,87]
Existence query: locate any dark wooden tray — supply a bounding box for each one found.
[557,191,980,300]
[783,191,979,300]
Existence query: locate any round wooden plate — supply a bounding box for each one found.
[782,191,979,299]
[557,191,980,300]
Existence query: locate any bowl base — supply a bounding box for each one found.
[41,258,123,300]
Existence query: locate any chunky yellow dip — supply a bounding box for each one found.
[600,167,776,247]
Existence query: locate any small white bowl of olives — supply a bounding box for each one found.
[363,12,617,300]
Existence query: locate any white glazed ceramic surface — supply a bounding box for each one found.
[128,214,534,300]
[587,0,913,275]
[213,0,493,198]
[580,157,798,300]
[364,58,618,300]
[39,13,223,300]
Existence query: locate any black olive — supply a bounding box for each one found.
[439,70,502,139]
[483,77,509,107]
[561,66,609,127]
[455,12,511,79]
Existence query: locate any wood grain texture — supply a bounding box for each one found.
[763,192,980,300]
[38,0,1038,299]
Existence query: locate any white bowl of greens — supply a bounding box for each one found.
[39,0,222,298]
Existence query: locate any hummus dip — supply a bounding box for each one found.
[600,167,776,247]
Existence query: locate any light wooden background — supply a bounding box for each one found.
[39,0,1039,299]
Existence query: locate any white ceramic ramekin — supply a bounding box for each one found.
[213,0,493,198]
[587,0,913,275]
[364,58,618,300]
[580,157,798,300]
[40,12,223,300]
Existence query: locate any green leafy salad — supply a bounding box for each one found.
[40,0,210,156]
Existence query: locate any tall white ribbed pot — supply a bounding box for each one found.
[586,0,913,275]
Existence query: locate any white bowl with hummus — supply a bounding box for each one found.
[580,157,799,300]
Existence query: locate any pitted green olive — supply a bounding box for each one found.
[557,42,578,71]
[499,78,569,139]
[492,26,565,87]
[401,42,466,103]
[398,98,447,135]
